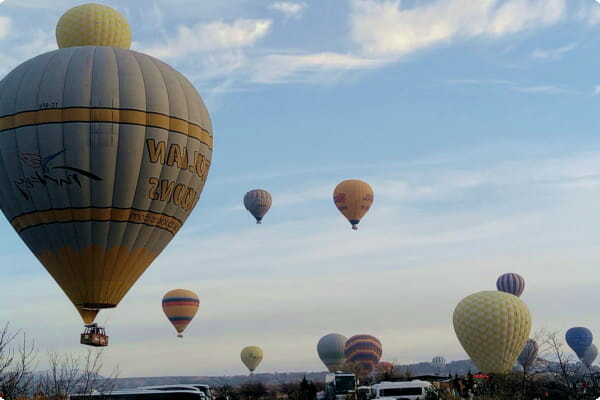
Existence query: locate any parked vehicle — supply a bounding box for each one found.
[325,372,358,400]
[370,380,433,400]
[70,389,205,400]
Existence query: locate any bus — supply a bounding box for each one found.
[69,389,206,400]
[138,385,210,400]
[370,380,433,400]
[325,372,358,400]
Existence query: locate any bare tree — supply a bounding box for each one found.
[37,349,118,399]
[542,330,580,399]
[0,323,37,400]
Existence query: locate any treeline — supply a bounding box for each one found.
[0,323,118,400]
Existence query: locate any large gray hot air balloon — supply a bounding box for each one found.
[518,338,538,372]
[583,344,598,368]
[243,189,272,224]
[317,333,347,372]
[0,46,212,328]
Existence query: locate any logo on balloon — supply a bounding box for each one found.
[16,150,102,200]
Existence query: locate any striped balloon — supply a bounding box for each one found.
[243,189,272,224]
[496,273,526,297]
[162,289,200,338]
[344,334,382,376]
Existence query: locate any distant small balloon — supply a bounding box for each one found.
[317,333,347,372]
[333,180,374,230]
[518,339,538,371]
[243,189,272,224]
[376,361,394,371]
[583,344,598,368]
[566,327,593,359]
[162,289,200,338]
[241,346,264,372]
[431,356,447,367]
[496,273,525,297]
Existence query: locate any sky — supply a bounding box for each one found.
[1,0,600,378]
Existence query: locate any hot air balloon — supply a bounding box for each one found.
[431,356,447,368]
[56,3,132,49]
[517,339,538,371]
[243,189,272,224]
[317,333,347,372]
[344,334,382,377]
[162,289,200,338]
[241,346,263,373]
[582,344,598,368]
[333,180,374,230]
[566,327,593,360]
[496,273,525,297]
[453,291,532,373]
[0,16,212,344]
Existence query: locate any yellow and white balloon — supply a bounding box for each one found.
[453,290,532,373]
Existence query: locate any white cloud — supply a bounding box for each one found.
[269,2,306,18]
[0,16,11,39]
[248,52,387,83]
[350,0,567,56]
[531,42,576,59]
[141,19,272,59]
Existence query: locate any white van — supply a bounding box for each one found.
[371,380,433,400]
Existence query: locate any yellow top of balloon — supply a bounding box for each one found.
[56,3,132,49]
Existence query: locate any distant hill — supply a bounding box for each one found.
[114,360,479,389]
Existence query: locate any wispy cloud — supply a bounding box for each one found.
[531,42,576,59]
[350,0,567,57]
[248,52,387,83]
[141,19,272,59]
[269,2,306,18]
[443,78,574,95]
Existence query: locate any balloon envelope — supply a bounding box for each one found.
[344,334,382,376]
[241,346,263,372]
[375,361,394,371]
[0,47,212,314]
[583,344,598,368]
[76,306,98,325]
[518,339,539,370]
[566,327,593,359]
[333,180,374,230]
[317,333,347,372]
[431,356,447,367]
[243,189,272,223]
[162,289,200,337]
[453,291,532,373]
[56,3,132,49]
[496,273,525,297]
